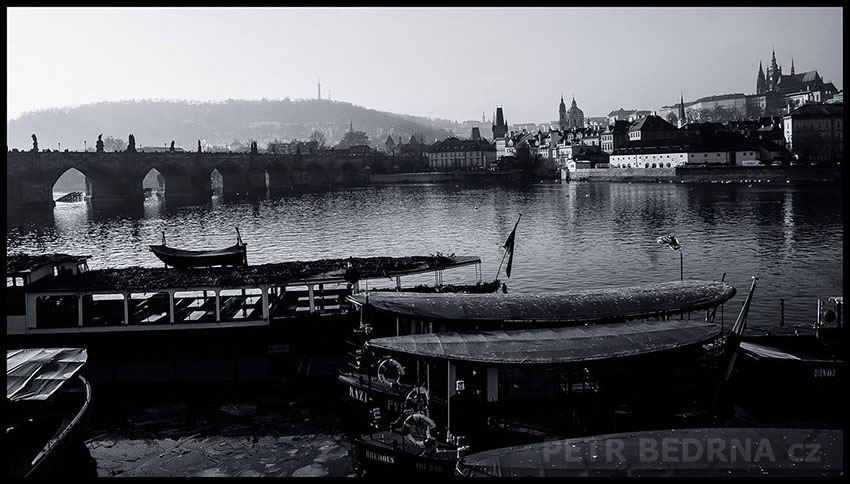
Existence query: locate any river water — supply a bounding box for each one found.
[7,180,843,329]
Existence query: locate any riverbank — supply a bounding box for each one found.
[369,170,532,183]
[570,164,842,183]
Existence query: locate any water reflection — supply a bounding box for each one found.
[6,181,843,328]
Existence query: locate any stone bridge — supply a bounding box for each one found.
[6,150,395,209]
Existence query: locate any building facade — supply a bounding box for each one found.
[782,103,843,164]
[427,131,496,170]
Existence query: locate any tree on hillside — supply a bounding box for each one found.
[102,135,126,152]
[666,112,678,126]
[309,130,327,147]
[336,129,370,149]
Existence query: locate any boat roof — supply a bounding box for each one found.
[7,348,88,403]
[7,253,91,276]
[739,341,838,364]
[22,255,480,293]
[457,428,843,477]
[351,280,735,323]
[365,320,721,366]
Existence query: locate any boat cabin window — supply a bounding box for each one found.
[498,367,599,401]
[129,292,170,325]
[174,290,216,323]
[35,295,80,329]
[83,293,127,327]
[220,288,263,321]
[7,277,24,287]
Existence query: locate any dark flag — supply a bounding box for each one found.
[502,215,521,279]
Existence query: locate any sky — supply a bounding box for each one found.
[6,7,844,124]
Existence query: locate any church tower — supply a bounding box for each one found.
[318,78,322,100]
[677,92,686,129]
[768,48,782,92]
[756,61,766,94]
[558,94,567,131]
[790,57,795,76]
[566,95,584,130]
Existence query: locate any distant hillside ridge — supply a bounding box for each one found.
[7,98,480,152]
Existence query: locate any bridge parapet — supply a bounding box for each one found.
[6,150,384,210]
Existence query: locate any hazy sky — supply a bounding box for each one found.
[6,7,843,124]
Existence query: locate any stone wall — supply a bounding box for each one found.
[572,165,842,183]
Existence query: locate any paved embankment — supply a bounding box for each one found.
[571,165,842,183]
[84,378,357,478]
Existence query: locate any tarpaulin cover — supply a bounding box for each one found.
[457,428,844,477]
[24,254,480,292]
[352,280,735,323]
[366,320,721,365]
[7,348,88,403]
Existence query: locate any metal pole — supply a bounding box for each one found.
[679,250,684,281]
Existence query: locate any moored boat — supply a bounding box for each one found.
[346,278,759,476]
[339,279,738,424]
[7,252,492,383]
[149,228,247,268]
[731,296,843,425]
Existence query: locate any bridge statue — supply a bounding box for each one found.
[250,140,258,154]
[96,134,104,153]
[128,134,136,153]
[31,134,38,152]
[170,140,175,152]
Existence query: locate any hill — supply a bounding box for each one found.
[7,98,478,152]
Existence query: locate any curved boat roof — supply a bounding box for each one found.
[457,428,843,477]
[351,280,735,323]
[366,320,721,365]
[7,348,88,403]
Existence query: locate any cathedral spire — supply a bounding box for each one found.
[791,57,795,75]
[678,91,686,129]
[757,61,766,94]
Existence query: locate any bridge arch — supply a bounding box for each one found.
[51,167,91,202]
[142,168,166,197]
[265,163,292,192]
[146,162,207,198]
[50,164,142,203]
[212,160,251,197]
[300,163,327,186]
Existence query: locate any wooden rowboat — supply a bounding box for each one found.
[150,228,247,268]
[149,243,247,268]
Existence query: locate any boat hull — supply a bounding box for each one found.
[6,374,93,479]
[149,244,246,268]
[353,431,458,477]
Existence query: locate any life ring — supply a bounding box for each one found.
[377,358,405,386]
[404,386,429,413]
[403,413,436,447]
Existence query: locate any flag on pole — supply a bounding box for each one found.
[503,215,521,278]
